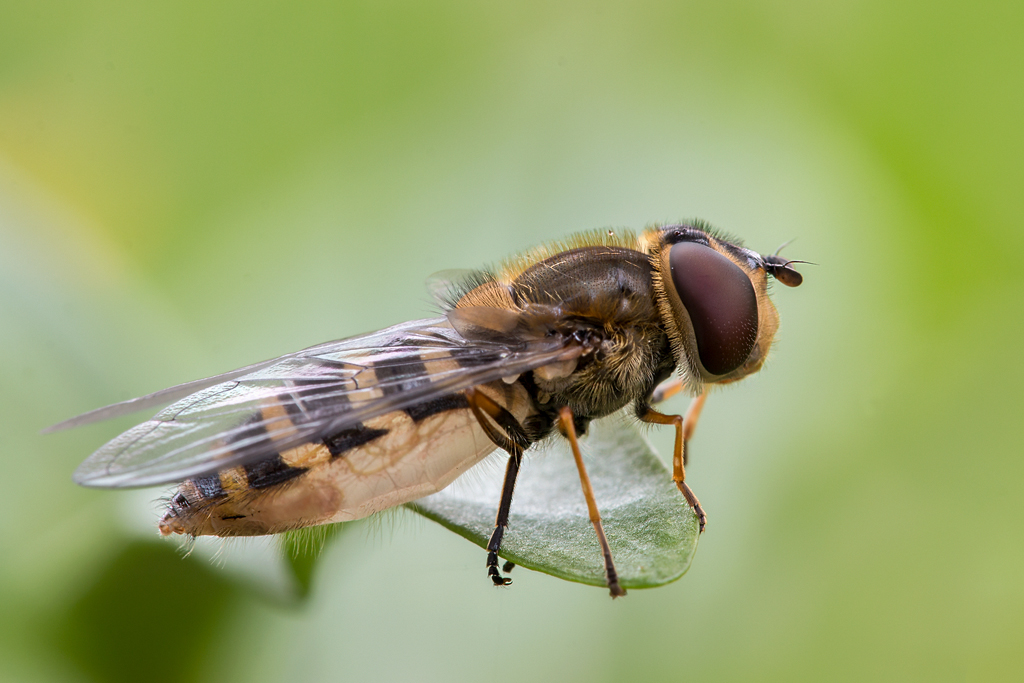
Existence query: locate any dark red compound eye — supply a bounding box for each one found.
[669,242,759,375]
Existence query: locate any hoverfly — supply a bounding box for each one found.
[50,220,803,597]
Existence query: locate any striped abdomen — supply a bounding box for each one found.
[158,380,532,537]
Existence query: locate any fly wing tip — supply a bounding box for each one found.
[72,461,103,487]
[41,409,109,434]
[41,420,73,434]
[71,454,124,488]
[71,470,129,489]
[72,457,182,489]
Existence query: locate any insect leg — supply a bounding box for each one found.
[485,450,522,586]
[639,399,708,533]
[557,406,626,598]
[650,378,685,404]
[465,387,530,587]
[681,391,706,466]
[650,382,706,463]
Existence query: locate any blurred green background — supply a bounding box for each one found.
[2,1,1022,681]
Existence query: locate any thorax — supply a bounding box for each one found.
[463,244,677,434]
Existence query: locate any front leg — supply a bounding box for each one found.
[638,391,708,532]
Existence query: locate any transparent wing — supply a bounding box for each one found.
[45,360,287,433]
[424,268,491,308]
[46,319,438,433]
[71,312,582,488]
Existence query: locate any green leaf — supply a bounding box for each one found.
[407,415,700,589]
[282,523,348,598]
[52,541,238,683]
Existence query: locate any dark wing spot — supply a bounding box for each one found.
[228,412,270,445]
[374,358,430,396]
[323,423,389,457]
[286,377,354,417]
[243,455,307,489]
[404,393,470,422]
[455,351,502,369]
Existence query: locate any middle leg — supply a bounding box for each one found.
[557,406,626,598]
[465,387,530,587]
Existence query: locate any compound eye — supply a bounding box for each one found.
[669,243,759,375]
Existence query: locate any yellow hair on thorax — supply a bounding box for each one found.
[494,228,658,284]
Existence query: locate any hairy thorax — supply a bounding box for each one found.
[489,244,677,429]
